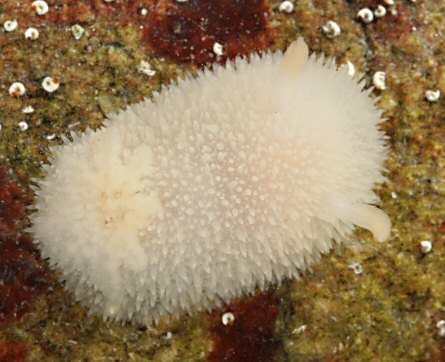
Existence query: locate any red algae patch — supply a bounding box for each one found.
[368,5,416,44]
[208,291,278,362]
[355,1,416,44]
[0,166,47,328]
[0,0,273,66]
[0,340,28,362]
[0,0,154,28]
[143,0,274,66]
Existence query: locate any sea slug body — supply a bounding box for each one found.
[30,39,391,324]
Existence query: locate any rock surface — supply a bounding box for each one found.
[0,0,444,361]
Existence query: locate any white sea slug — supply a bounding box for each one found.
[30,39,391,324]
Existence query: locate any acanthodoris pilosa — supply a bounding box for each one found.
[30,39,391,324]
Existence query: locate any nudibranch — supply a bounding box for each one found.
[30,39,391,324]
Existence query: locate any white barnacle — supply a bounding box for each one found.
[71,24,85,40]
[42,76,60,93]
[213,42,224,56]
[222,312,235,325]
[18,121,29,131]
[358,8,374,24]
[322,21,341,38]
[348,262,363,275]
[279,1,294,13]
[373,71,386,90]
[4,20,18,32]
[25,27,39,40]
[32,1,49,15]
[425,89,440,102]
[374,5,387,18]
[437,320,445,337]
[23,105,35,114]
[420,240,432,253]
[138,60,156,76]
[9,82,26,97]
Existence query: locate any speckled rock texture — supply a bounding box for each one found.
[0,0,444,361]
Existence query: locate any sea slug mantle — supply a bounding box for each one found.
[30,39,391,324]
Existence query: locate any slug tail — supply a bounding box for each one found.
[348,204,391,242]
